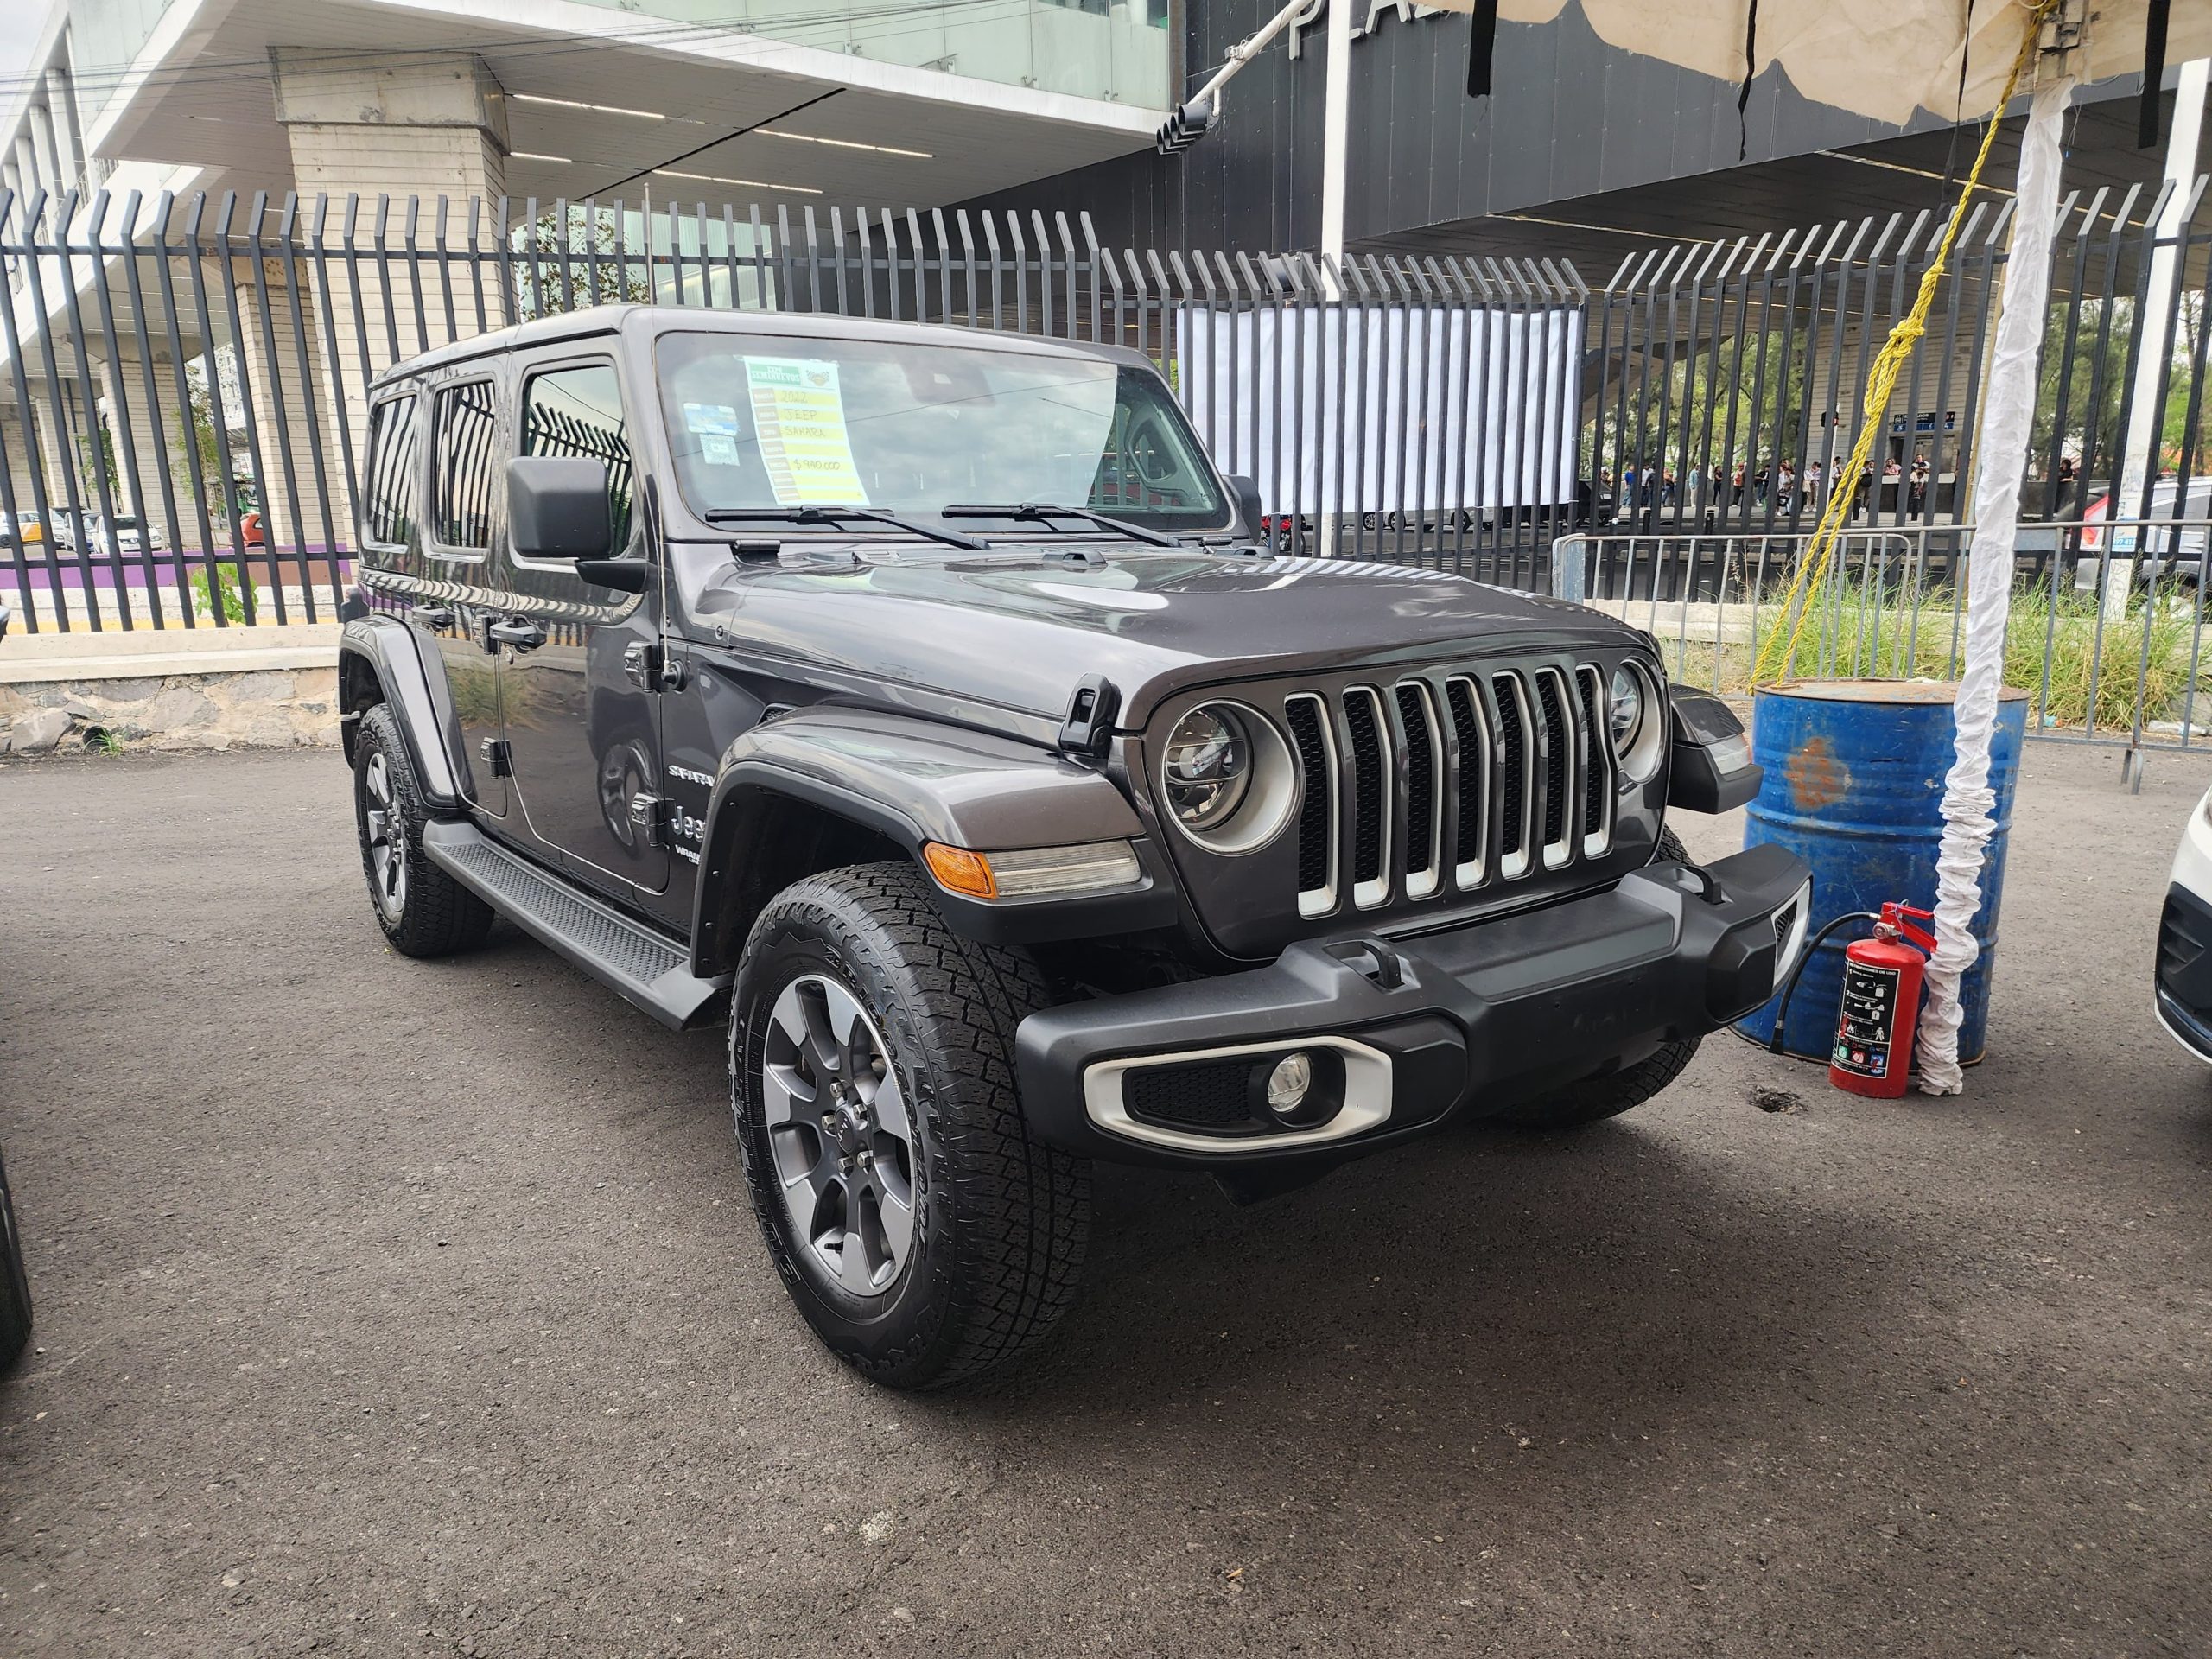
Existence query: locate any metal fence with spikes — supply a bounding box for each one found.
[3,178,2209,641]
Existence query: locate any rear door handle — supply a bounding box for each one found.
[486,616,548,652]
[409,603,454,629]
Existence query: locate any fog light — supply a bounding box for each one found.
[1265,1052,1313,1118]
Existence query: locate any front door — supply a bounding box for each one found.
[496,357,668,897]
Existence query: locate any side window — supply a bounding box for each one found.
[518,362,632,554]
[361,394,418,548]
[429,380,498,554]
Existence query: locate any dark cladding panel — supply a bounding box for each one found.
[1544,20,1606,204]
[951,0,1929,255]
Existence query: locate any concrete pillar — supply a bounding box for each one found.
[270,49,511,463]
[95,353,182,531]
[41,67,81,198]
[49,59,99,195]
[12,130,44,200]
[1,404,52,524]
[221,270,345,558]
[26,100,65,203]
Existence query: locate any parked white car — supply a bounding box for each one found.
[2155,782,2212,1060]
[48,511,166,557]
[2082,476,2211,586]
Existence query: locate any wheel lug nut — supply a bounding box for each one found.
[858,1150,874,1168]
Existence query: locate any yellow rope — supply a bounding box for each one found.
[1750,0,2056,686]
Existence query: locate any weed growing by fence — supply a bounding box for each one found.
[1663,576,2210,734]
[188,563,255,625]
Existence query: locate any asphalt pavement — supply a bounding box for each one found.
[2,741,2209,1657]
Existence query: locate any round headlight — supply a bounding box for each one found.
[1157,702,1298,854]
[1608,663,1646,757]
[1162,704,1253,831]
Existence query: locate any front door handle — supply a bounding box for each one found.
[486,616,548,652]
[409,603,454,629]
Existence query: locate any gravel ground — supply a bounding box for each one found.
[1,741,2208,1657]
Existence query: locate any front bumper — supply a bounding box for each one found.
[2156,792,2212,1063]
[1014,844,1813,1168]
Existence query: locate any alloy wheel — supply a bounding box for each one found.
[362,751,408,921]
[759,973,917,1297]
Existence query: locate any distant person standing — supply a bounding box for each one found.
[1908,456,1929,517]
[1805,459,1825,511]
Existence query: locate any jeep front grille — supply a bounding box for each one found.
[1293,662,1618,918]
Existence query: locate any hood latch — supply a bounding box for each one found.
[1058,675,1121,759]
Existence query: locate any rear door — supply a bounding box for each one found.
[496,353,668,897]
[418,375,511,817]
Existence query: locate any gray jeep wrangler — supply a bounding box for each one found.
[337,304,1809,1389]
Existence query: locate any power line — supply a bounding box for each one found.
[591,87,843,198]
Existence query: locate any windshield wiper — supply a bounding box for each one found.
[700,504,985,551]
[940,502,1180,548]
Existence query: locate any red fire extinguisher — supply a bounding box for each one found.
[1827,901,1937,1098]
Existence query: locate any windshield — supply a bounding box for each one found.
[653,332,1231,534]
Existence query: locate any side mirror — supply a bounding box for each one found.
[1224,473,1265,540]
[507,455,612,560]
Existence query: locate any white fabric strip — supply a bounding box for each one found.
[1915,74,2073,1094]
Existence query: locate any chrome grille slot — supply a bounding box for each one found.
[1394,682,1443,899]
[1574,664,1616,855]
[1492,674,1532,878]
[1533,667,1573,866]
[1443,675,1488,888]
[1341,687,1392,909]
[1285,694,1339,918]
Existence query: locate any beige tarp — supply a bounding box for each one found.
[1429,1,2212,126]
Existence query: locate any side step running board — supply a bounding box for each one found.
[421,819,729,1031]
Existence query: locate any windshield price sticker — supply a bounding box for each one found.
[743,358,868,506]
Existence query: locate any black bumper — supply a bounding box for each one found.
[2154,883,2212,1060]
[1014,844,1811,1170]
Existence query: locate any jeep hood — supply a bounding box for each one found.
[683,544,1647,728]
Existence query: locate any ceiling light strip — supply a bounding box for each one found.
[754,127,932,159]
[653,168,823,196]
[512,93,667,121]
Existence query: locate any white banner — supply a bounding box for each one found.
[1176,304,1583,517]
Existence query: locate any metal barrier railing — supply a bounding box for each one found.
[1551,518,2212,762]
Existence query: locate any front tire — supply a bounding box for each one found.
[730,863,1090,1389]
[353,703,493,957]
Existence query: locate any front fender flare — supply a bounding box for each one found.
[339,616,467,812]
[690,707,1178,966]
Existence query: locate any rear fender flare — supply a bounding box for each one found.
[338,616,467,811]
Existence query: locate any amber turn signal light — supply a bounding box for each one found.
[923,842,998,899]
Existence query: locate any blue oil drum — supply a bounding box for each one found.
[1736,680,2029,1063]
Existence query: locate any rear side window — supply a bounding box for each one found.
[361,394,418,548]
[429,380,498,553]
[519,362,633,554]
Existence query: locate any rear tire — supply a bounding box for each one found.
[0,1149,31,1370]
[353,703,494,958]
[1493,828,1701,1130]
[730,862,1089,1389]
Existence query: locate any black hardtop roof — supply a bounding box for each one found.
[366,305,1144,392]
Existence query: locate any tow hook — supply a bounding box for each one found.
[1325,937,1404,990]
